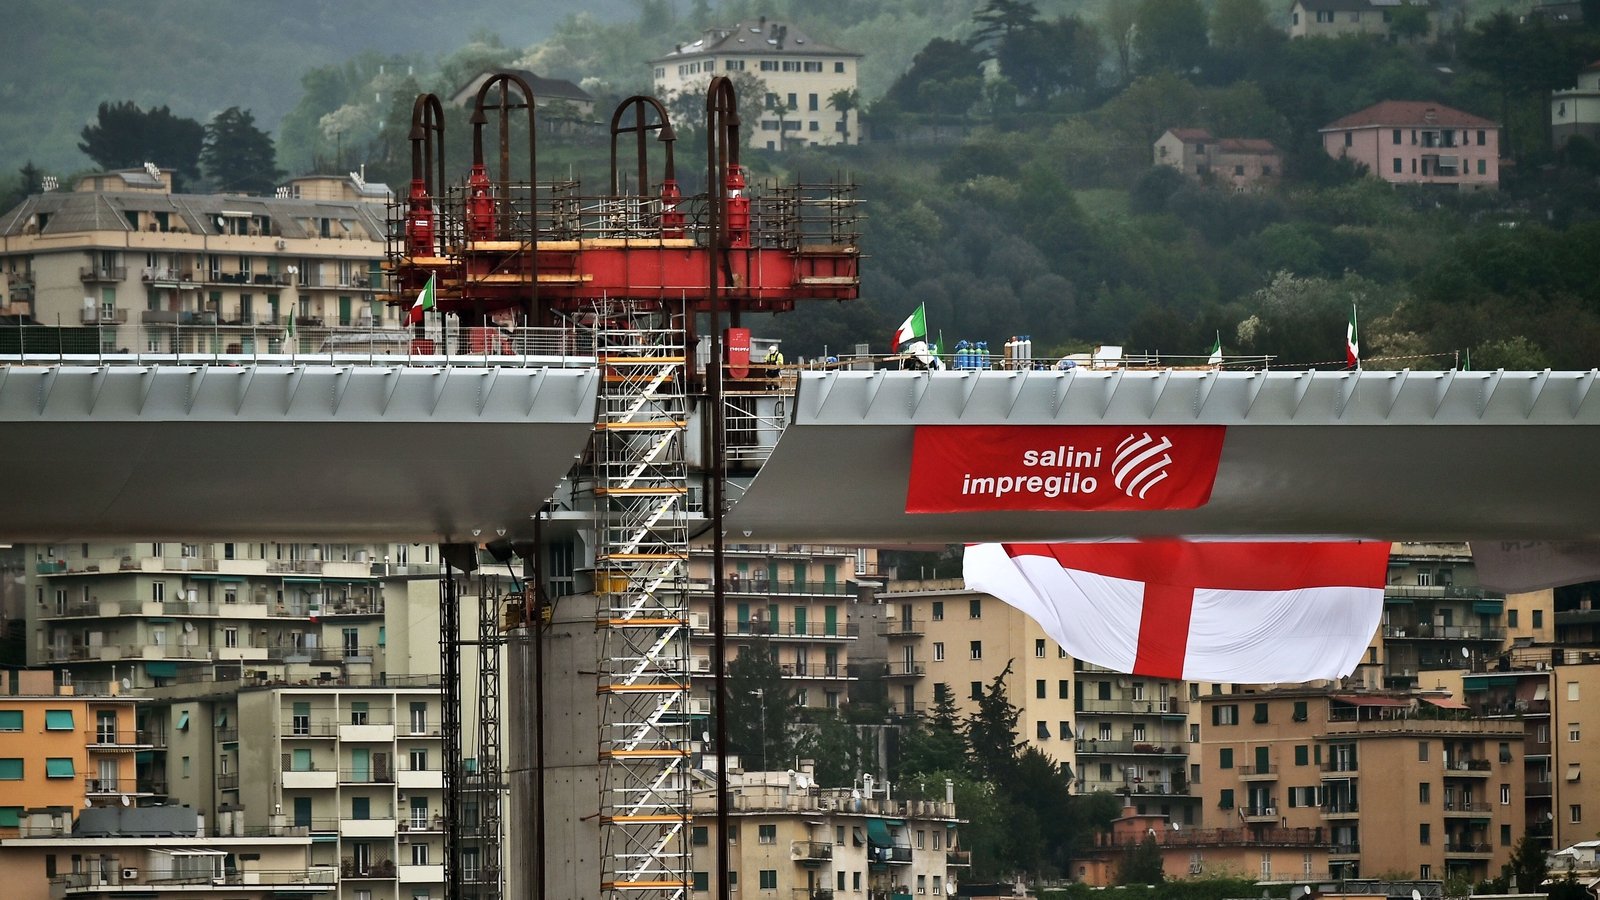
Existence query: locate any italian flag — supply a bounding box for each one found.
[1207,333,1222,367]
[1346,306,1360,369]
[891,303,926,349]
[407,275,437,326]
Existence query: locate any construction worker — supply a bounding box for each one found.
[764,344,785,386]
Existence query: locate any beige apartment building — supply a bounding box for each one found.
[651,20,862,150]
[1372,543,1510,690]
[881,578,1201,826]
[0,168,394,351]
[688,765,965,900]
[1197,689,1525,882]
[687,543,875,712]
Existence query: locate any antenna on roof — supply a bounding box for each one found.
[41,176,58,192]
[144,161,161,180]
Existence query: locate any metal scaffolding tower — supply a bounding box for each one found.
[464,575,506,900]
[592,302,692,900]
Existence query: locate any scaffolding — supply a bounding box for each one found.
[593,302,692,900]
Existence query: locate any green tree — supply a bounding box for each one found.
[1210,0,1273,51]
[998,16,1103,103]
[828,88,860,144]
[201,107,284,195]
[897,683,968,777]
[1133,0,1209,75]
[798,710,874,787]
[726,640,795,771]
[1115,833,1166,884]
[963,660,1022,782]
[1102,2,1140,86]
[77,101,204,184]
[882,38,986,117]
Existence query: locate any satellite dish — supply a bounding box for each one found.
[183,622,194,633]
[850,789,862,801]
[120,794,131,807]
[1412,890,1423,900]
[83,799,93,809]
[945,881,957,896]
[121,678,132,692]
[1172,822,1180,831]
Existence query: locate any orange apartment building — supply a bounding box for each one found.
[0,669,145,829]
[1073,800,1332,884]
[1197,690,1525,882]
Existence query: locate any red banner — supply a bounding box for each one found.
[727,327,751,380]
[907,425,1226,513]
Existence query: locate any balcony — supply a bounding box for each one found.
[1329,842,1361,856]
[281,768,338,789]
[1241,804,1280,822]
[716,578,854,598]
[1444,841,1493,857]
[1527,780,1553,798]
[886,702,926,718]
[54,867,337,894]
[946,850,972,867]
[84,778,123,795]
[731,620,859,640]
[141,267,195,284]
[339,818,398,839]
[1320,761,1360,776]
[885,619,925,637]
[80,307,128,325]
[1075,697,1187,716]
[1320,802,1360,819]
[283,720,339,738]
[339,722,396,742]
[880,846,913,865]
[1238,764,1279,781]
[1443,758,1493,777]
[217,773,240,790]
[791,840,833,864]
[86,730,153,750]
[397,767,445,790]
[779,663,849,680]
[338,767,395,785]
[1383,623,1506,642]
[1443,800,1493,816]
[139,777,169,796]
[1075,739,1187,757]
[79,266,127,283]
[341,857,398,878]
[795,890,835,900]
[884,662,926,678]
[398,864,445,883]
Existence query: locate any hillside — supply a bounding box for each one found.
[0,0,632,175]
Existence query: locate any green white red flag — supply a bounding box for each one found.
[407,275,437,326]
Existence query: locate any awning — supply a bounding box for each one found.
[157,847,227,856]
[866,818,892,847]
[1473,599,1504,615]
[1567,764,1581,782]
[145,661,177,678]
[218,576,246,583]
[1425,697,1469,710]
[1534,684,1548,701]
[45,758,76,778]
[44,709,74,729]
[1384,596,1413,605]
[1331,694,1410,708]
[176,710,190,730]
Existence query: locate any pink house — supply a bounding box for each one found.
[1319,100,1501,191]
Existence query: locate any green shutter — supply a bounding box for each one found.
[292,749,312,771]
[1219,789,1234,809]
[1295,745,1309,766]
[45,758,75,778]
[794,608,807,636]
[1255,746,1270,772]
[1219,748,1233,769]
[45,710,74,730]
[824,606,838,636]
[293,702,310,717]
[0,711,22,731]
[693,872,709,892]
[0,807,19,827]
[1293,700,1308,722]
[0,759,22,780]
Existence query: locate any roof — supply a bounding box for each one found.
[449,69,592,107]
[1331,694,1411,708]
[651,20,860,62]
[1423,696,1469,710]
[1217,138,1280,154]
[1321,100,1499,130]
[0,189,387,240]
[1295,0,1435,10]
[1164,128,1213,142]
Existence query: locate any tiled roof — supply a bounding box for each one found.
[1218,138,1280,154]
[0,190,386,240]
[652,20,859,62]
[1165,128,1212,141]
[1296,0,1435,10]
[1321,100,1498,130]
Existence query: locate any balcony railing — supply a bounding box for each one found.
[340,858,397,878]
[338,768,395,784]
[887,702,926,718]
[1075,697,1187,716]
[1443,842,1493,855]
[1321,802,1360,816]
[780,663,848,679]
[54,868,337,891]
[1238,764,1279,778]
[732,621,859,639]
[946,850,972,866]
[86,730,153,749]
[718,578,854,598]
[1329,842,1361,855]
[1443,758,1494,773]
[84,778,122,794]
[885,661,925,677]
[791,840,833,862]
[79,266,127,282]
[1527,780,1553,797]
[217,773,240,790]
[885,619,925,636]
[1075,738,1187,756]
[80,307,129,325]
[283,720,340,738]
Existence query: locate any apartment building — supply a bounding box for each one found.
[1462,656,1555,852]
[651,20,862,150]
[1073,800,1332,884]
[688,543,873,712]
[0,670,145,826]
[880,579,1200,826]
[1320,101,1501,192]
[1197,689,1525,882]
[1288,0,1441,41]
[0,805,330,900]
[1373,543,1509,690]
[0,168,395,351]
[688,765,965,900]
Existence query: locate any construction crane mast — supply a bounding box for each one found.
[385,75,860,900]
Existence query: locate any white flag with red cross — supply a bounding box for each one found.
[963,539,1390,682]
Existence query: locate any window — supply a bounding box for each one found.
[1419,782,1430,804]
[1219,789,1235,809]
[1393,129,1402,145]
[1344,132,1352,148]
[1501,823,1513,846]
[1573,804,1583,823]
[1477,130,1487,146]
[1035,639,1045,658]
[1213,704,1238,726]
[1508,608,1519,627]
[759,870,777,890]
[411,702,428,734]
[838,872,846,891]
[692,826,708,846]
[1295,745,1308,766]
[1190,724,1200,743]
[1418,741,1429,761]
[1569,681,1580,701]
[934,876,942,896]
[1393,158,1403,174]
[836,825,845,845]
[1419,823,1430,844]
[1293,701,1307,722]
[693,872,709,892]
[933,642,944,661]
[917,875,926,894]
[835,61,845,73]
[1500,742,1513,763]
[1037,721,1050,739]
[758,824,776,844]
[931,601,943,621]
[44,709,73,730]
[1571,723,1581,742]
[970,682,982,700]
[1234,165,1245,176]
[809,93,819,111]
[1099,723,1112,741]
[1132,724,1146,742]
[1253,703,1268,724]
[224,627,238,648]
[853,872,861,891]
[1477,159,1487,175]
[1534,610,1543,628]
[969,641,982,660]
[969,599,981,619]
[350,702,369,726]
[1420,865,1431,880]
[1059,680,1069,700]
[0,711,21,732]
[1061,721,1073,738]
[351,797,370,820]
[1036,680,1046,699]
[1501,784,1511,805]
[1220,748,1234,769]
[0,759,22,780]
